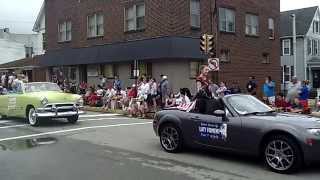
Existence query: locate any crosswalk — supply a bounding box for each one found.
[0,113,124,129]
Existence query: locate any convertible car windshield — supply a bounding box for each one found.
[25,83,62,93]
[226,95,273,115]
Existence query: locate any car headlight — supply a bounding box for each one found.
[41,97,48,105]
[307,129,320,136]
[77,97,84,106]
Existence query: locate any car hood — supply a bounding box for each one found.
[26,91,81,104]
[250,113,320,128]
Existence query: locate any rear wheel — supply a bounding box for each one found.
[67,115,79,124]
[27,107,40,126]
[263,135,303,174]
[159,123,183,153]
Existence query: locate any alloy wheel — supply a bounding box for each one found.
[265,140,295,171]
[160,126,180,151]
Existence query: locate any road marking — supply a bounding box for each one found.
[78,117,128,122]
[80,114,121,118]
[0,117,143,129]
[0,121,11,124]
[0,124,27,129]
[0,122,152,142]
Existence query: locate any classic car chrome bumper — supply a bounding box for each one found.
[35,103,85,118]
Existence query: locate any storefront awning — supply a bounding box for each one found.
[40,36,206,66]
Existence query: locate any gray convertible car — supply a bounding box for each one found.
[153,94,320,174]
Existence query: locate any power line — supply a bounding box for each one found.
[0,20,34,24]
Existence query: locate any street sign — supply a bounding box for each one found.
[208,58,219,71]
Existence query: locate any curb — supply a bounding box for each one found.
[83,106,154,119]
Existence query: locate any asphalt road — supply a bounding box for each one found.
[0,112,320,180]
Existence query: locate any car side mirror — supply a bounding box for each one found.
[213,110,225,117]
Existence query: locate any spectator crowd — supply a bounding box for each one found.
[48,65,313,117]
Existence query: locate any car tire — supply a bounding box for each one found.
[67,115,79,124]
[27,107,40,126]
[159,123,183,153]
[263,135,303,174]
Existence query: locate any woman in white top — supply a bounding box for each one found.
[149,78,158,111]
[138,78,150,118]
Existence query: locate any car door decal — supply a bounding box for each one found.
[8,97,16,110]
[198,122,228,141]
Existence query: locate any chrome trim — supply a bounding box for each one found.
[35,103,85,118]
[35,111,85,118]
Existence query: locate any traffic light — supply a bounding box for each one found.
[206,34,215,55]
[200,34,208,53]
[200,34,215,55]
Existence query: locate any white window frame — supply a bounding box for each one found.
[245,14,259,36]
[312,39,318,56]
[282,65,293,83]
[268,18,275,39]
[190,0,201,28]
[58,21,72,42]
[313,21,320,34]
[87,13,104,38]
[307,38,312,55]
[219,8,235,32]
[124,3,145,32]
[282,39,291,56]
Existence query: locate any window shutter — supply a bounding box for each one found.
[280,39,283,56]
[290,38,293,55]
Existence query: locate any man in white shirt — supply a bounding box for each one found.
[1,73,6,86]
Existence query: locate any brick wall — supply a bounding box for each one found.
[45,0,281,95]
[216,0,281,95]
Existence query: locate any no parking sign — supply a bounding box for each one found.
[208,58,219,71]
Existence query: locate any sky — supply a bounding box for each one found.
[0,0,43,34]
[0,0,320,34]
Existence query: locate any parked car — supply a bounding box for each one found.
[0,82,84,126]
[153,94,320,174]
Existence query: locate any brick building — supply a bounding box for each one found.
[40,0,280,95]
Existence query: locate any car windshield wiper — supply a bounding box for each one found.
[243,110,276,116]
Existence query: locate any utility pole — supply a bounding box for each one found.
[291,14,297,77]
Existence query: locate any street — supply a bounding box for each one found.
[0,112,319,180]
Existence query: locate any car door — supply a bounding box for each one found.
[189,112,228,147]
[189,105,244,151]
[0,94,9,116]
[7,94,18,116]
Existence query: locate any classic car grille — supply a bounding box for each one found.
[44,103,76,113]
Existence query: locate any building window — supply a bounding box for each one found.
[58,21,72,42]
[313,21,320,34]
[125,4,145,31]
[220,49,231,62]
[189,61,201,78]
[190,0,200,28]
[87,13,104,38]
[282,39,291,55]
[312,39,318,56]
[103,64,115,79]
[42,33,48,51]
[219,8,235,32]
[245,14,259,36]
[130,62,151,78]
[308,39,312,55]
[268,18,275,39]
[70,67,77,81]
[25,46,33,58]
[262,52,270,64]
[282,65,294,83]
